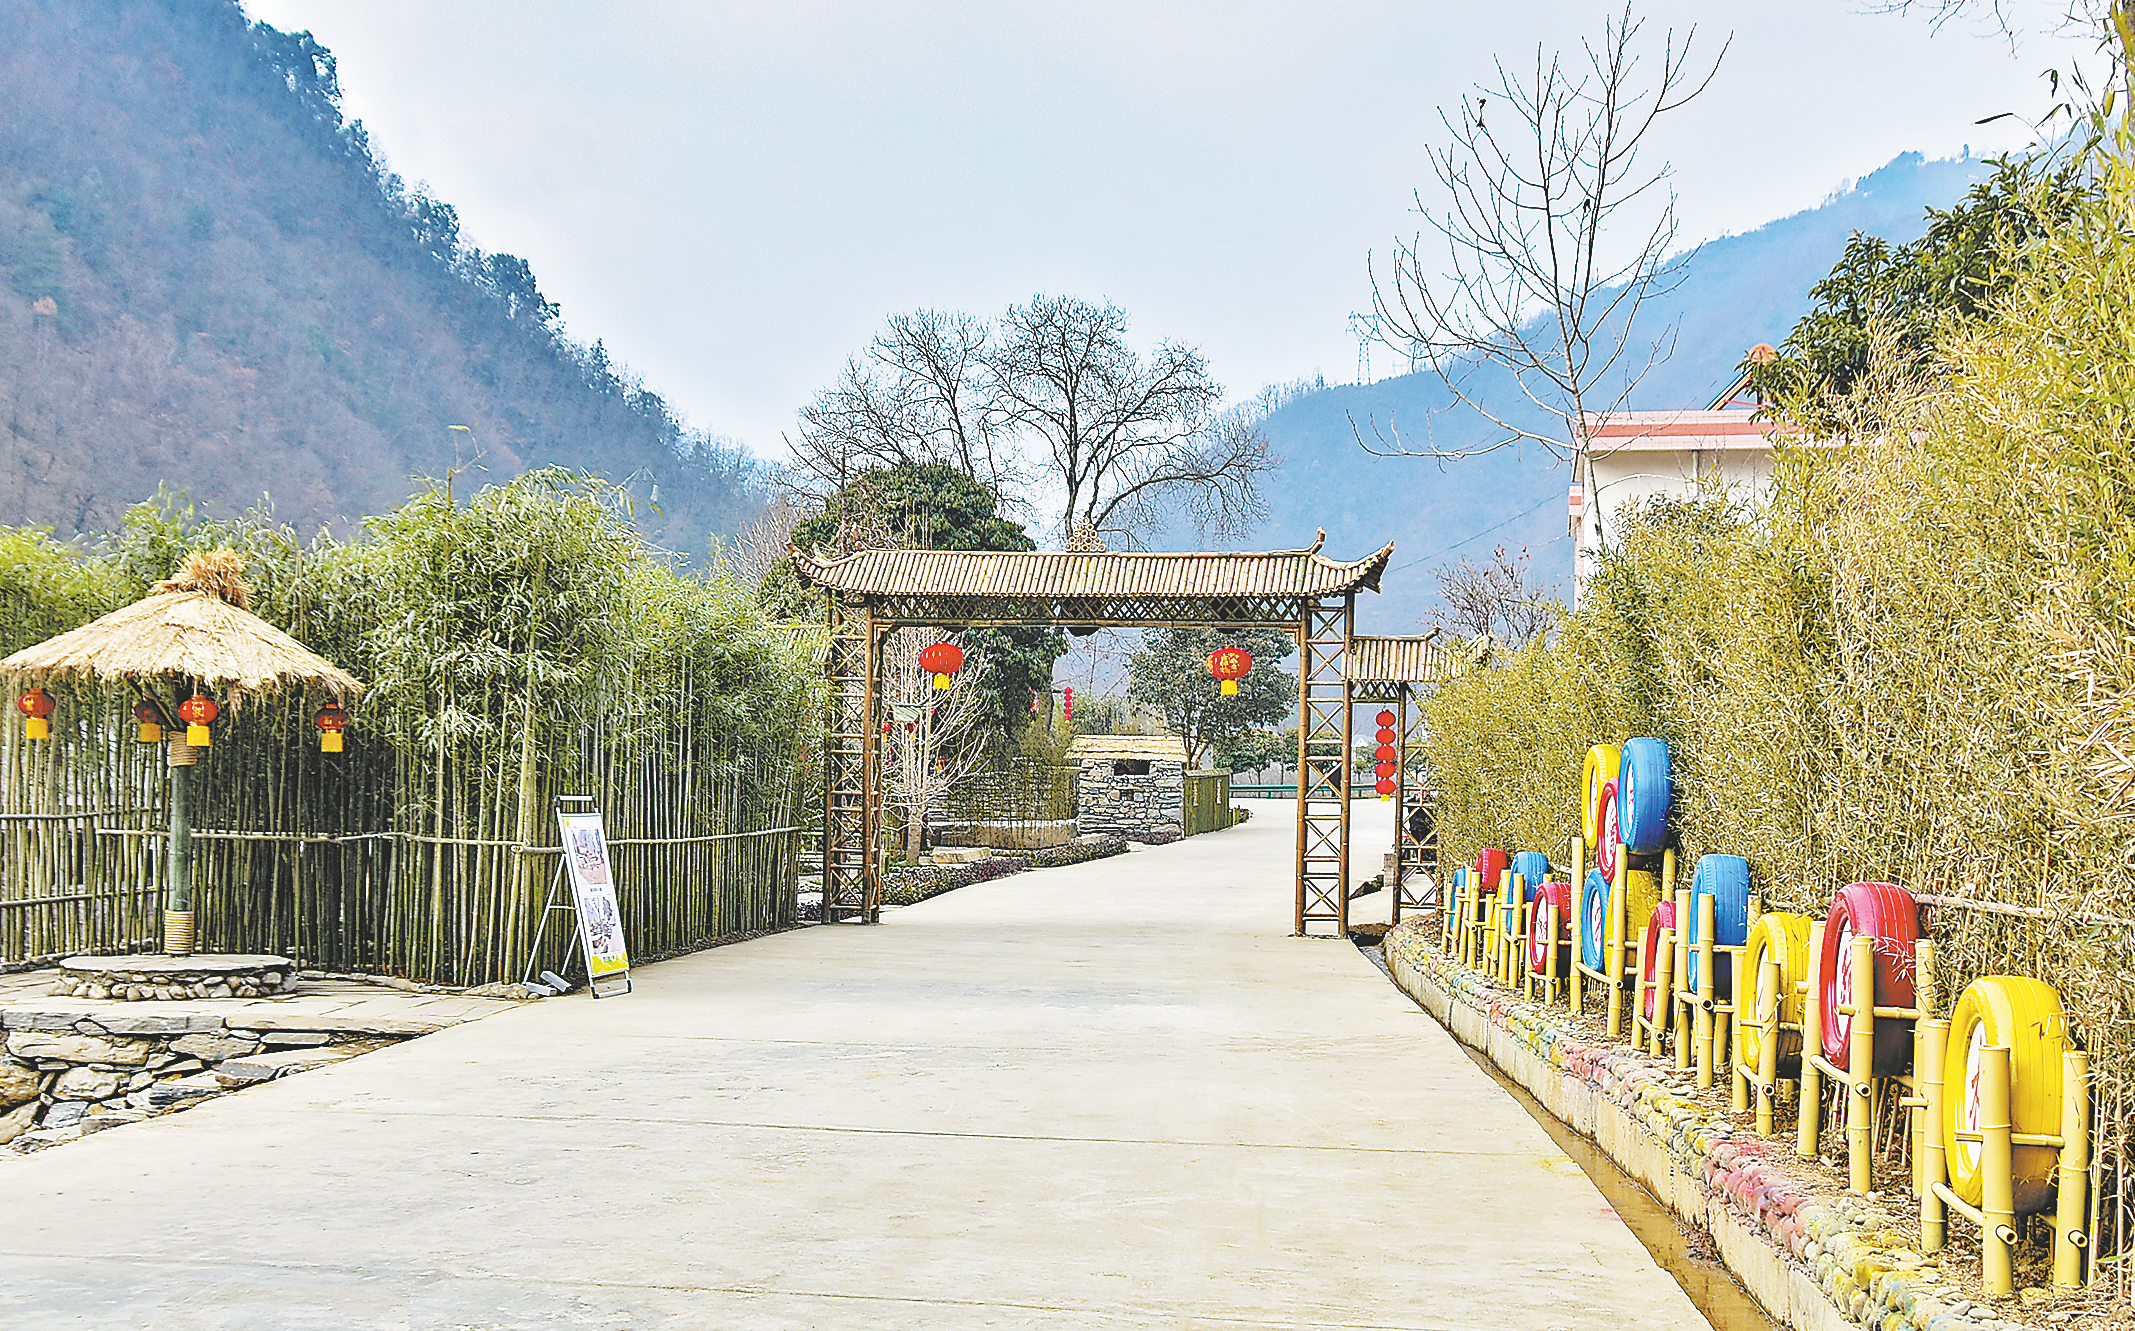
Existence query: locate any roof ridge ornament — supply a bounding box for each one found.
[1065,517,1108,553]
[1308,528,1325,554]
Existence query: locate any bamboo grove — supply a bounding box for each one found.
[1421,142,2135,1290]
[0,472,822,984]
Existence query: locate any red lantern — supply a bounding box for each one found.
[16,689,54,741]
[133,699,167,744]
[919,641,965,690]
[177,693,219,747]
[1374,726,1396,744]
[1376,709,1396,728]
[1063,686,1073,723]
[1374,761,1396,779]
[1375,777,1397,799]
[1373,743,1397,761]
[314,704,348,754]
[1206,646,1253,695]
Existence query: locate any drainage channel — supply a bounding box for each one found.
[1358,940,1780,1331]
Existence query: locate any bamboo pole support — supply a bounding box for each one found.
[1847,933,1876,1194]
[1632,924,1653,1049]
[1649,925,1674,1059]
[1799,920,1826,1159]
[1568,838,1585,1014]
[1543,898,1561,1005]
[1605,847,1628,1039]
[2055,1048,2091,1289]
[1696,889,1717,1085]
[1980,1044,2017,1295]
[1912,939,1939,1199]
[1918,1014,1949,1250]
[1755,954,1782,1137]
[1672,887,1692,1071]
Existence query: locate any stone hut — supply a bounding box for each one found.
[1069,735,1188,841]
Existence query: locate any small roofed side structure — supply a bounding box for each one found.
[1069,735,1190,842]
[1065,735,1190,763]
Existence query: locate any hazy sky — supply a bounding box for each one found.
[246,1,2095,456]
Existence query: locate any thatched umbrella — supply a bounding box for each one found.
[0,551,363,955]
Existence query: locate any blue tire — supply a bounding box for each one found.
[1686,853,1752,995]
[1619,737,1672,852]
[1511,851,1551,901]
[1580,868,1611,966]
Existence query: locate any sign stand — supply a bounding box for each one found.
[520,795,633,999]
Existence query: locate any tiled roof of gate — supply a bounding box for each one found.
[1348,635,1454,684]
[1066,735,1190,762]
[789,534,1395,600]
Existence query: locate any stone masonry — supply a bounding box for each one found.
[1068,735,1189,841]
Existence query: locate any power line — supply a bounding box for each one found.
[1388,490,1565,575]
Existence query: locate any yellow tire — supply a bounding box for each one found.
[1738,912,1813,1077]
[1943,976,2067,1214]
[1608,868,1661,985]
[1580,744,1621,851]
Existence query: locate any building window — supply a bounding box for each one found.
[1113,759,1151,777]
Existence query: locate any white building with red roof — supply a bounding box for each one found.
[1570,354,1793,604]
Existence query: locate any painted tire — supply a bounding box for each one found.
[1739,912,1813,1077]
[1639,900,1678,1021]
[1596,782,1621,883]
[1685,854,1753,997]
[1943,976,2067,1214]
[1580,744,1621,850]
[1511,851,1551,902]
[1476,847,1509,896]
[1580,869,1611,967]
[1527,880,1573,975]
[1587,867,1663,989]
[1818,882,1920,1076]
[1619,737,1672,853]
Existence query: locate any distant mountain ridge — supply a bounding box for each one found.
[1237,150,1998,634]
[0,0,763,552]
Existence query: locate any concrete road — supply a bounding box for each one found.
[0,805,1707,1330]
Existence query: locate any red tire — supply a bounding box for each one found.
[1596,782,1620,883]
[1476,847,1509,895]
[1527,880,1573,975]
[1818,882,1920,1076]
[1639,900,1677,1021]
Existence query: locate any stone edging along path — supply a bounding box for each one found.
[1381,919,2035,1331]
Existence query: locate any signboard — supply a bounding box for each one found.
[557,804,632,997]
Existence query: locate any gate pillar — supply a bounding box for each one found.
[1295,595,1354,934]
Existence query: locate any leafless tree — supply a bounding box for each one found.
[1429,545,1561,650]
[788,310,1012,496]
[879,629,989,863]
[1363,4,1724,551]
[990,295,1276,545]
[723,491,807,586]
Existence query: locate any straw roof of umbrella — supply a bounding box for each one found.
[0,550,363,704]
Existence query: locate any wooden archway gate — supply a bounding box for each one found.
[1348,635,1456,924]
[793,533,1458,937]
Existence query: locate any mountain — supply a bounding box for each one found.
[0,0,764,552]
[1238,151,1999,634]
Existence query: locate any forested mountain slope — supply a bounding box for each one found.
[0,0,762,551]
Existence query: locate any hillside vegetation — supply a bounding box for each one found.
[0,0,763,552]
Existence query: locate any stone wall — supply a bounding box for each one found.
[1075,759,1185,841]
[0,1005,395,1152]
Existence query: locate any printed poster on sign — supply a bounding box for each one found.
[558,807,631,986]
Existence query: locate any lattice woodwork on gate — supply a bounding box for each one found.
[821,599,878,923]
[794,537,1420,934]
[1346,637,1458,925]
[1296,599,1353,934]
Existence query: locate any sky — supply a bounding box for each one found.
[244,1,2099,458]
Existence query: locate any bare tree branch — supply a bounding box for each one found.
[1359,3,1724,552]
[991,295,1276,545]
[786,309,1013,498]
